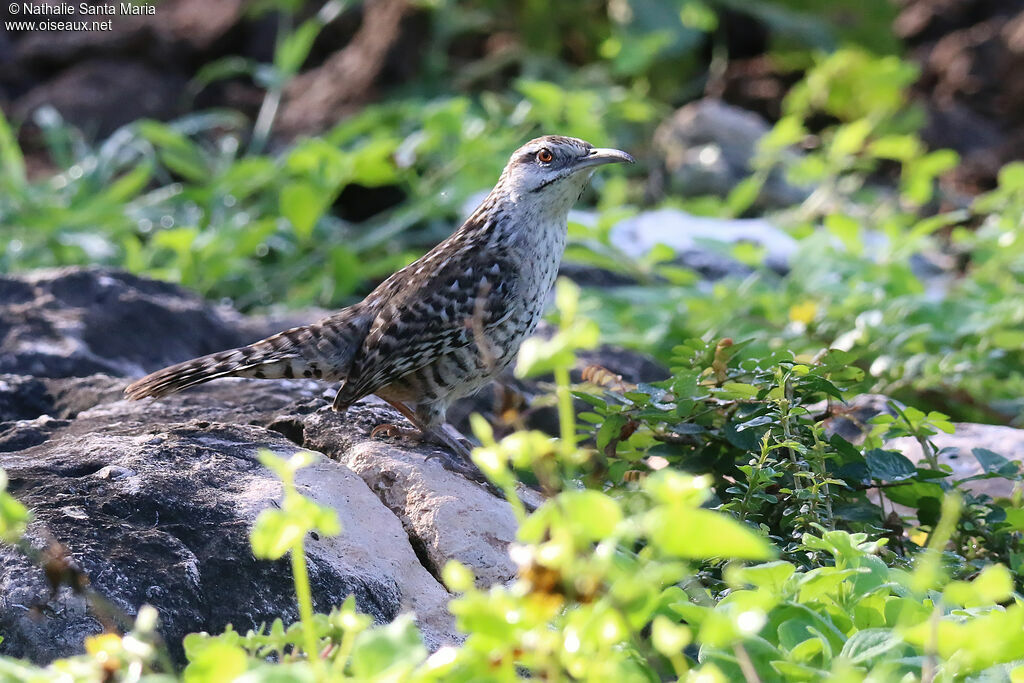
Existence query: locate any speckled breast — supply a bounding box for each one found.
[390,215,566,407]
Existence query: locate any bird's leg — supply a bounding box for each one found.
[371,399,427,443]
[370,423,422,440]
[374,398,528,505]
[374,398,475,464]
[424,423,475,463]
[411,403,476,463]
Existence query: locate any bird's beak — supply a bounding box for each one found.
[574,147,635,170]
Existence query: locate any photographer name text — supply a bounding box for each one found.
[12,3,154,15]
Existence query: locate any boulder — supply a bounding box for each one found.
[888,423,1024,500]
[651,99,811,211]
[12,61,187,139]
[0,268,249,379]
[0,267,664,664]
[0,380,461,663]
[823,394,1024,501]
[607,208,797,277]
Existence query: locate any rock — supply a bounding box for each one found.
[0,375,52,422]
[820,394,1024,502]
[651,99,811,211]
[0,268,250,379]
[282,402,520,587]
[608,208,797,275]
[823,394,901,444]
[0,392,455,663]
[12,61,186,138]
[0,266,667,664]
[41,375,129,419]
[888,423,1024,500]
[465,190,796,282]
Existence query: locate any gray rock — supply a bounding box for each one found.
[652,99,811,210]
[0,266,667,665]
[0,375,52,422]
[283,400,522,587]
[820,394,1024,503]
[608,208,797,276]
[13,61,186,138]
[888,423,1024,500]
[0,267,249,379]
[0,384,458,663]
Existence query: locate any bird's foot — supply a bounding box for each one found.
[370,423,422,442]
[423,425,475,464]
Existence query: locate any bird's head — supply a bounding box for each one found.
[495,135,634,211]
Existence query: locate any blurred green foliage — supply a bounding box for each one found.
[4,286,1024,681]
[3,0,1024,679]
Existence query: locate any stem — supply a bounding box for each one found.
[733,643,762,683]
[921,604,940,683]
[250,89,282,156]
[554,365,575,459]
[781,377,797,468]
[889,401,940,470]
[249,11,291,156]
[331,625,358,676]
[737,437,770,523]
[814,434,834,530]
[291,538,323,677]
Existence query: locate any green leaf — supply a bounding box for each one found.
[349,615,427,679]
[943,563,1013,607]
[191,56,256,90]
[725,176,762,217]
[102,163,153,203]
[824,214,863,256]
[280,181,327,240]
[718,383,762,400]
[839,628,903,665]
[647,505,775,560]
[736,415,775,432]
[350,138,400,186]
[729,561,796,593]
[864,449,916,482]
[651,616,692,656]
[0,470,29,543]
[868,134,921,161]
[770,660,824,679]
[275,19,322,76]
[559,490,622,541]
[973,448,1019,477]
[182,638,248,683]
[596,413,628,450]
[829,119,872,160]
[0,110,26,191]
[137,120,210,182]
[250,508,304,560]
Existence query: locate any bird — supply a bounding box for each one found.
[124,135,634,459]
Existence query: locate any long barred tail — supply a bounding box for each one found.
[124,308,370,400]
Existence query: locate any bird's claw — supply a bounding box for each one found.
[371,423,421,441]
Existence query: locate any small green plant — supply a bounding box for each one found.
[5,281,1024,681]
[0,469,28,545]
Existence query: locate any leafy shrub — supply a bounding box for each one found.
[2,5,1023,680]
[3,284,1023,681]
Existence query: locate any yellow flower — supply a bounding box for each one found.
[788,301,818,325]
[85,632,123,667]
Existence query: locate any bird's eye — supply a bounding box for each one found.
[537,148,553,163]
